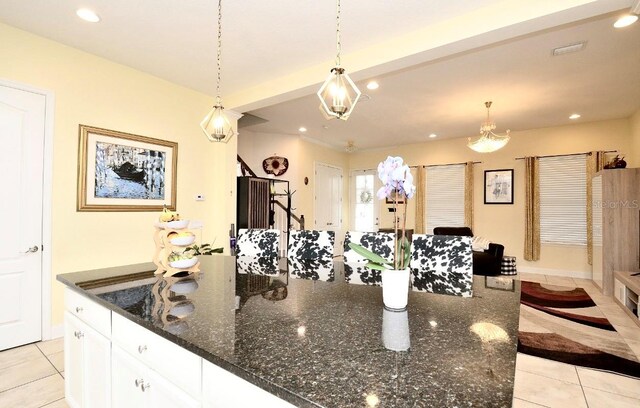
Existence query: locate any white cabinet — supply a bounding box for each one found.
[111,312,201,398]
[112,346,199,408]
[202,360,295,408]
[64,312,111,408]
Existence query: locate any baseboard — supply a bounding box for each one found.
[518,266,591,280]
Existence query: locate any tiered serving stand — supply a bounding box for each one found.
[153,221,200,277]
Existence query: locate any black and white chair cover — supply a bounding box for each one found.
[236,256,279,276]
[410,234,473,297]
[287,230,335,259]
[343,231,395,264]
[236,229,280,258]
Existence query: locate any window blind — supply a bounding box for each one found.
[426,164,465,233]
[539,155,587,245]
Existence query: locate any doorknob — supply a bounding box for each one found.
[24,246,39,253]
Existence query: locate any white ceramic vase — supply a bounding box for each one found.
[380,268,411,311]
[382,308,410,351]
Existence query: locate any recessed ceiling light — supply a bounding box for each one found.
[428,133,437,138]
[76,8,100,23]
[298,127,307,132]
[569,113,581,120]
[366,81,379,90]
[614,14,638,28]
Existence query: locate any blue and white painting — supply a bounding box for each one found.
[94,142,166,200]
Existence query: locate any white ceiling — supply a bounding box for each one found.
[0,1,638,150]
[244,14,640,149]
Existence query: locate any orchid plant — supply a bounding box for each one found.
[349,156,416,271]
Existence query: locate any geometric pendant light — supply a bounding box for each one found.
[317,0,361,121]
[200,0,235,143]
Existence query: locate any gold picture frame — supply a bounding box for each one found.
[77,125,178,211]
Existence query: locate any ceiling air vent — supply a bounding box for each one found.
[552,41,587,56]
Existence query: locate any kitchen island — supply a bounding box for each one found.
[58,256,521,407]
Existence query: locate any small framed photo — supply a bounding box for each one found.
[484,169,514,204]
[77,125,178,211]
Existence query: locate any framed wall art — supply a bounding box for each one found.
[77,125,178,211]
[484,169,514,204]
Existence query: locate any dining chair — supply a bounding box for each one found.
[236,228,280,258]
[410,234,473,297]
[343,262,382,286]
[343,231,395,263]
[287,229,335,259]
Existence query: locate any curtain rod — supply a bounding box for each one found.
[514,150,617,160]
[353,161,482,172]
[419,161,481,168]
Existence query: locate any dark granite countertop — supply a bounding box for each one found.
[57,256,521,408]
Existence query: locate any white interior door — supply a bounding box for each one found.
[0,84,45,350]
[314,163,342,231]
[351,170,380,232]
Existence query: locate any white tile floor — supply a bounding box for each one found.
[0,273,638,407]
[0,338,67,407]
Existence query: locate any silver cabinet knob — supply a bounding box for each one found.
[138,345,147,354]
[135,378,144,387]
[24,246,39,253]
[140,382,151,392]
[74,331,84,339]
[75,307,83,313]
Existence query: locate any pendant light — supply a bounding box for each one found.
[467,101,510,153]
[200,0,234,143]
[317,0,361,121]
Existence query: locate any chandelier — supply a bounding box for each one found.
[467,101,510,153]
[200,0,235,143]
[345,140,356,153]
[317,0,361,120]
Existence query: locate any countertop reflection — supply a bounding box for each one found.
[58,257,520,408]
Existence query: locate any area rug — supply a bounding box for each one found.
[518,280,640,378]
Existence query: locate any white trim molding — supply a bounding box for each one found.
[517,266,591,280]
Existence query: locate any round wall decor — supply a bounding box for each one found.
[262,155,289,176]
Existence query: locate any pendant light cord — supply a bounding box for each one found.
[335,0,341,67]
[216,0,223,105]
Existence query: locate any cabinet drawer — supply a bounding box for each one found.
[65,287,111,338]
[112,313,202,398]
[202,360,295,408]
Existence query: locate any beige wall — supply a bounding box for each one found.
[238,130,350,248]
[630,110,640,168]
[0,23,236,327]
[349,118,634,277]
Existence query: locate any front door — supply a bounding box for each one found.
[0,84,45,350]
[351,169,380,232]
[314,163,342,231]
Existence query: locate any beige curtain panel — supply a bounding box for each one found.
[414,166,426,234]
[524,156,540,261]
[586,151,605,265]
[464,161,474,229]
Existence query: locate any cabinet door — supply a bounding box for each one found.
[202,360,295,408]
[111,346,146,408]
[145,365,200,408]
[64,312,84,408]
[83,323,111,408]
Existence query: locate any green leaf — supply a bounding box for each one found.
[365,262,389,271]
[211,247,223,253]
[348,243,392,265]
